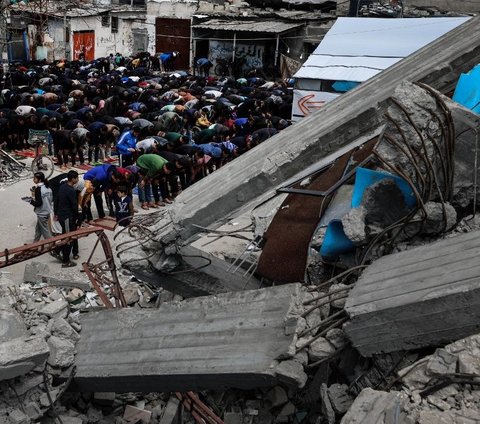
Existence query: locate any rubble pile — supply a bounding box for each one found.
[0,263,176,423]
[342,333,480,424]
[0,273,80,423]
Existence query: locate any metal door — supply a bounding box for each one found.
[73,31,95,61]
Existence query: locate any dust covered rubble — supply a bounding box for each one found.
[0,272,80,423]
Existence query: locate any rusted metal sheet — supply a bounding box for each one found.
[155,18,190,69]
[0,227,125,308]
[73,31,95,61]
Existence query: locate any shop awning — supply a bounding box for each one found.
[193,19,303,34]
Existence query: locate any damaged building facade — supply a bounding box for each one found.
[3,10,480,424]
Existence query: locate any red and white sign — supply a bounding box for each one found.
[292,90,339,122]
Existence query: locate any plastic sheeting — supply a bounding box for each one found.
[295,17,470,82]
[452,64,480,114]
[320,168,415,259]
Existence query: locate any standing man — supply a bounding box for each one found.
[53,170,80,268]
[30,172,53,242]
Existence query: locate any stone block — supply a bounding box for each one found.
[24,402,41,420]
[0,336,49,380]
[266,386,288,408]
[39,388,60,407]
[159,397,179,424]
[0,309,27,342]
[308,337,336,362]
[327,384,354,414]
[274,360,308,388]
[345,230,480,356]
[57,417,83,424]
[23,261,49,284]
[224,412,243,424]
[47,336,75,368]
[278,402,295,417]
[124,405,152,424]
[93,392,116,406]
[340,388,405,424]
[320,384,335,424]
[8,409,30,424]
[39,299,68,319]
[47,318,80,344]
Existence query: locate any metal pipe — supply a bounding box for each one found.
[232,32,236,63]
[274,34,279,66]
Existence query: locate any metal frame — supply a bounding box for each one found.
[0,226,126,308]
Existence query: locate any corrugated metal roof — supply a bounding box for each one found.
[295,56,400,81]
[192,19,303,33]
[295,16,470,81]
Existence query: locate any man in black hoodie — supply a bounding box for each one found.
[53,170,80,268]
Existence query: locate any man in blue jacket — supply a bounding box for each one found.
[116,127,140,167]
[82,164,122,219]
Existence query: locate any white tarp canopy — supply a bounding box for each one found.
[294,16,470,82]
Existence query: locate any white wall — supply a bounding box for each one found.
[69,14,142,58]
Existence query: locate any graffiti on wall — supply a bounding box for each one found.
[209,40,264,69]
[73,31,95,61]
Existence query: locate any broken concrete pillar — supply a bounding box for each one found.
[72,284,305,392]
[116,17,480,291]
[375,81,480,208]
[344,230,480,356]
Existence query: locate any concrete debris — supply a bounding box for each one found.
[0,273,82,424]
[273,360,308,389]
[265,386,288,408]
[320,383,336,424]
[326,329,349,350]
[327,384,355,414]
[73,284,308,392]
[47,336,76,368]
[158,396,179,424]
[7,409,30,424]
[23,261,91,290]
[252,194,289,238]
[308,337,337,362]
[0,336,49,380]
[344,230,480,356]
[340,388,410,424]
[47,317,80,344]
[39,299,69,319]
[342,206,368,245]
[123,404,152,424]
[329,283,349,309]
[405,201,458,236]
[362,179,410,233]
[0,309,27,342]
[93,392,116,406]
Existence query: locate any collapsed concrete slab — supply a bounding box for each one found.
[344,230,480,356]
[71,284,305,393]
[116,17,480,290]
[0,336,49,381]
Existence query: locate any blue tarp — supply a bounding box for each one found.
[452,64,480,114]
[351,168,416,209]
[332,81,360,93]
[320,168,416,260]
